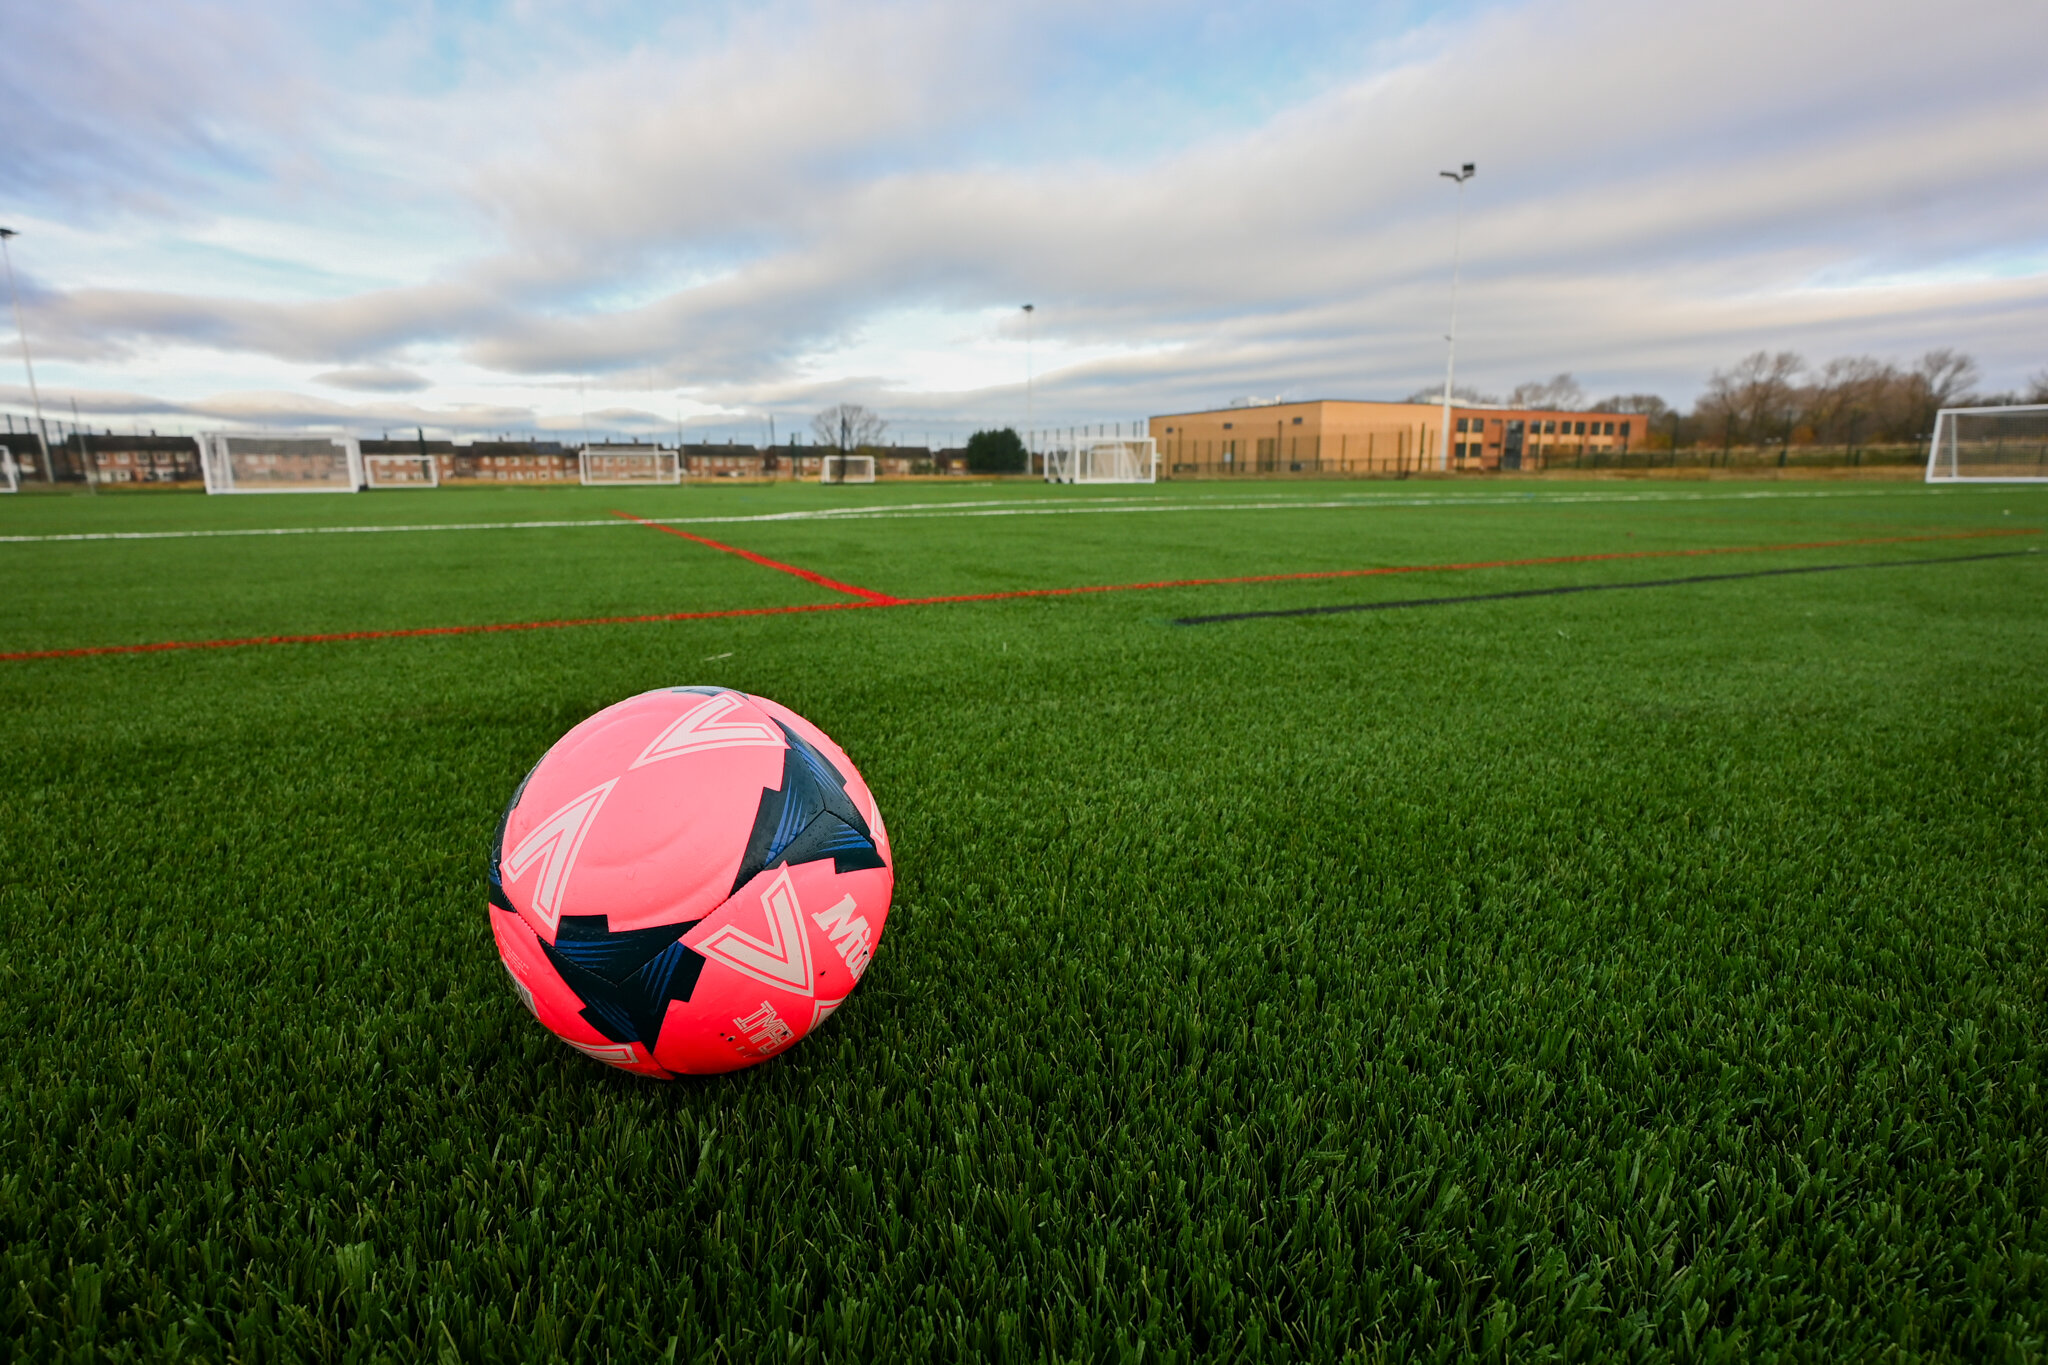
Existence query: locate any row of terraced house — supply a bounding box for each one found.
[0,431,976,485]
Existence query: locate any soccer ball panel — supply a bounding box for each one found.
[496,689,790,938]
[751,695,893,867]
[489,906,669,1077]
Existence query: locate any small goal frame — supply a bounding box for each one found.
[580,446,681,486]
[820,454,876,485]
[199,431,364,494]
[1044,437,1157,485]
[363,451,441,489]
[1925,404,2048,483]
[0,446,17,494]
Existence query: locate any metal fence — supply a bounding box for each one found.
[1155,435,1931,477]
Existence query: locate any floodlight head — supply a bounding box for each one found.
[1022,303,1034,312]
[1463,162,1475,175]
[0,227,16,240]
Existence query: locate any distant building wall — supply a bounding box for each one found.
[1150,400,1647,474]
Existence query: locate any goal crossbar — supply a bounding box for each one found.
[1925,405,2048,483]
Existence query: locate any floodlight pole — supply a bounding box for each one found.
[0,228,53,481]
[1436,164,1474,472]
[1022,304,1035,477]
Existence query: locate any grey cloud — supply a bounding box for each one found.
[28,283,508,365]
[0,384,537,436]
[313,366,433,393]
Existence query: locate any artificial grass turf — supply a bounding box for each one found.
[2,480,2045,1360]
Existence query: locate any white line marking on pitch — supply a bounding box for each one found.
[0,486,1949,544]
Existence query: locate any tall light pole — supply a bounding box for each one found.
[1021,303,1035,476]
[0,227,52,481]
[1436,163,1474,472]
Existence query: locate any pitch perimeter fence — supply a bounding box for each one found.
[1155,438,1939,478]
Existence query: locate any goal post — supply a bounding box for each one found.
[0,445,17,494]
[1926,405,2048,482]
[199,432,364,493]
[820,454,876,484]
[1044,437,1157,484]
[580,446,681,485]
[363,451,440,488]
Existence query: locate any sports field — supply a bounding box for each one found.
[4,478,2045,1360]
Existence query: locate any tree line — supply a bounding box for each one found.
[1410,351,2046,451]
[811,402,1027,472]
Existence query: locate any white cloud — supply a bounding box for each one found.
[2,0,2043,434]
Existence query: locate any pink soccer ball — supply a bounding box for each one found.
[486,687,893,1077]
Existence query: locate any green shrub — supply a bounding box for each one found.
[965,427,1027,473]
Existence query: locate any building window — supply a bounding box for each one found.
[1292,416,1303,425]
[1222,422,1233,430]
[1603,421,1616,436]
[1573,422,1586,436]
[1542,420,1555,434]
[1620,421,1632,438]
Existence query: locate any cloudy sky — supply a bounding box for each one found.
[2,0,2043,443]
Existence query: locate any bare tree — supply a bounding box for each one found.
[1804,356,1893,454]
[811,403,888,455]
[1700,351,1804,449]
[1403,383,1498,404]
[2027,369,2048,404]
[1506,373,1585,410]
[1903,349,1980,439]
[1914,348,1980,407]
[1590,393,1672,419]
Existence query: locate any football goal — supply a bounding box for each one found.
[363,451,441,489]
[1045,437,1157,484]
[1926,405,2048,482]
[820,454,876,484]
[580,446,680,485]
[0,446,17,494]
[199,432,363,494]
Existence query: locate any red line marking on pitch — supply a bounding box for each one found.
[2,527,2033,663]
[609,509,903,603]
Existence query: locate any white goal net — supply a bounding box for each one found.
[199,432,363,494]
[0,446,17,494]
[1045,437,1157,484]
[1926,405,2048,482]
[820,454,876,484]
[363,452,441,488]
[580,447,680,485]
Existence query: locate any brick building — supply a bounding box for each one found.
[1150,399,1648,475]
